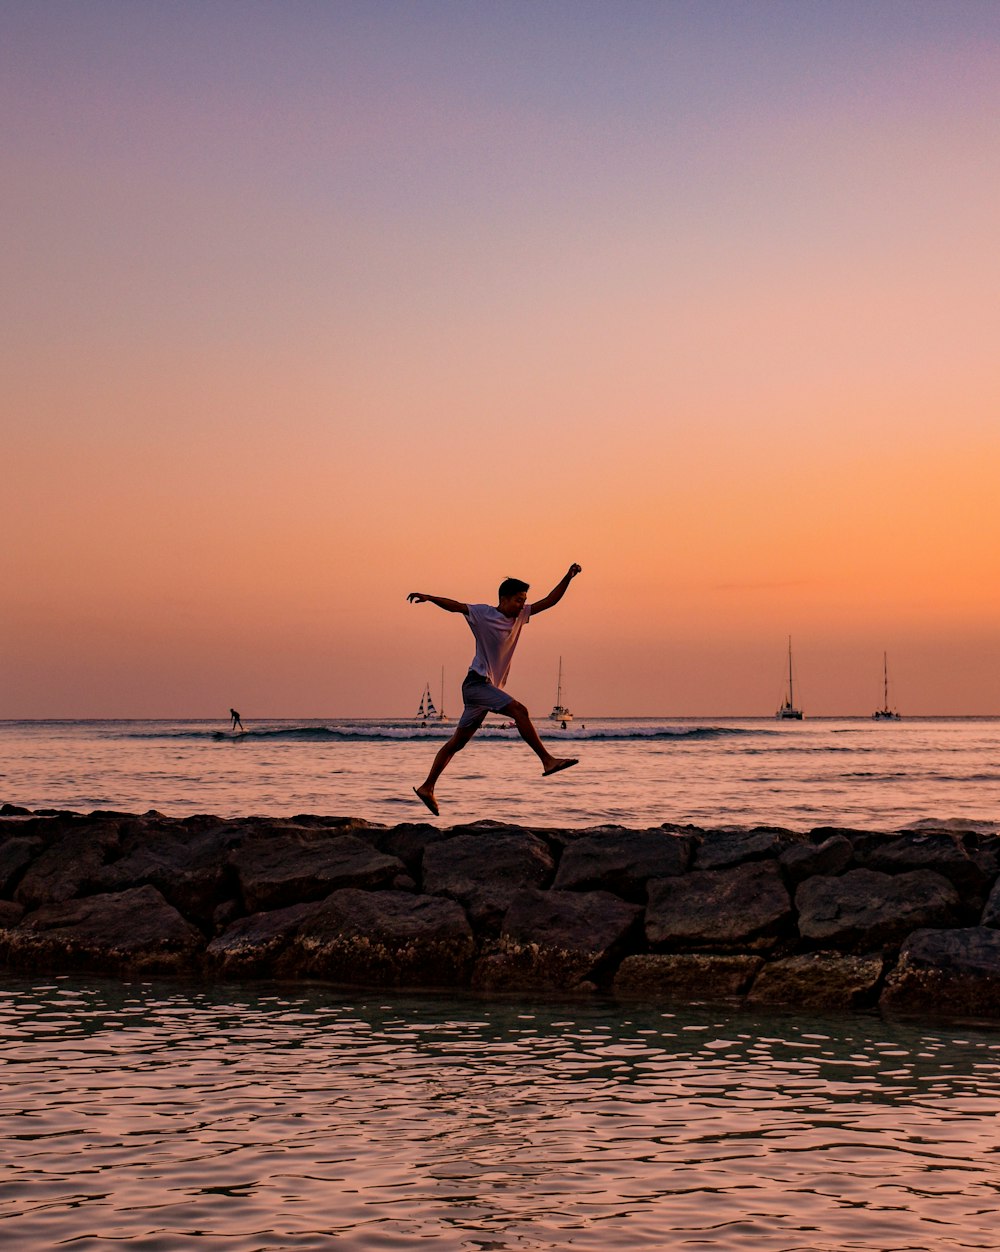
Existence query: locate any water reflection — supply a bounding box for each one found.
[3,976,1000,1250]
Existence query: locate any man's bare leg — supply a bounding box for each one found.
[414,720,482,814]
[506,701,578,777]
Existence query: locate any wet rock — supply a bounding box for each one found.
[693,827,799,871]
[283,889,475,988]
[553,828,692,900]
[205,901,323,978]
[747,951,884,1010]
[779,834,853,884]
[646,861,793,952]
[422,831,554,934]
[0,900,25,927]
[0,804,31,817]
[979,877,1000,928]
[211,897,242,934]
[1,884,203,974]
[613,953,763,1000]
[0,836,43,896]
[881,928,1000,1020]
[14,821,121,909]
[796,869,960,953]
[231,830,404,912]
[89,819,241,926]
[369,823,453,878]
[854,831,996,898]
[473,888,640,991]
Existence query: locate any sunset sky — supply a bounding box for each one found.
[4,0,998,718]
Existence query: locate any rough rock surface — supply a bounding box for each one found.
[854,831,997,898]
[796,868,959,951]
[1,884,202,974]
[285,889,475,987]
[614,953,763,999]
[3,808,1000,1025]
[646,861,792,951]
[881,927,1000,1018]
[422,831,554,933]
[231,829,403,911]
[474,888,640,991]
[747,951,885,1010]
[553,828,692,899]
[779,834,854,884]
[693,827,800,871]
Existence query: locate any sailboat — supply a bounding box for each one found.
[549,656,573,722]
[415,670,449,722]
[873,652,901,721]
[414,682,437,722]
[776,637,803,720]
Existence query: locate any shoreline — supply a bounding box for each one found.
[3,805,1000,1027]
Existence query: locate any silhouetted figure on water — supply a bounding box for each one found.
[230,709,244,733]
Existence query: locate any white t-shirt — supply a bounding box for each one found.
[466,603,531,688]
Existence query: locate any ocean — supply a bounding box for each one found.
[4,716,1000,1249]
[2,715,998,834]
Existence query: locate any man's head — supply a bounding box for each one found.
[498,576,529,618]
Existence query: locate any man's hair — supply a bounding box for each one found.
[498,576,530,600]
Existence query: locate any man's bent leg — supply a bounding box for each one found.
[505,700,578,776]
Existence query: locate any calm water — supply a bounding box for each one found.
[1,716,998,832]
[3,975,1000,1251]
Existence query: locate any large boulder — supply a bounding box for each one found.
[796,869,959,952]
[693,827,798,871]
[231,830,404,912]
[747,951,884,1010]
[473,888,640,991]
[369,823,453,878]
[646,861,793,952]
[0,900,25,927]
[282,889,475,988]
[14,820,121,908]
[854,831,996,898]
[0,884,203,974]
[881,927,1000,1019]
[205,901,323,978]
[422,831,554,934]
[553,828,692,900]
[0,836,43,896]
[779,834,853,884]
[980,877,1000,928]
[89,817,242,926]
[613,953,763,1001]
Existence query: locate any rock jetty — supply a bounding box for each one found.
[3,805,1000,1025]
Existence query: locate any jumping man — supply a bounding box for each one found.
[407,563,582,815]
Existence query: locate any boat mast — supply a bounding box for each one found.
[787,637,794,709]
[555,656,564,708]
[883,652,889,710]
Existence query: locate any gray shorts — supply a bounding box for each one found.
[457,670,514,729]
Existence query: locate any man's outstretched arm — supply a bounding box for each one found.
[407,592,470,614]
[530,564,582,615]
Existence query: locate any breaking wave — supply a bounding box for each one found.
[139,723,764,745]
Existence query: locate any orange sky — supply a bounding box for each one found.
[3,2,998,717]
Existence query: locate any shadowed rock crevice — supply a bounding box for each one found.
[2,809,1000,1025]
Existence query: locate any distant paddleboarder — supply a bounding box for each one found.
[230,708,245,733]
[407,563,582,816]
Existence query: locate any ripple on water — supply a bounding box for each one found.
[3,978,1000,1250]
